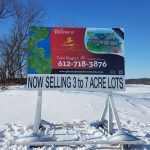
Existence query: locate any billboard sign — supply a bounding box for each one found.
[27,27,125,91]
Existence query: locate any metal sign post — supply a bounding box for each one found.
[98,92,143,147]
[100,91,122,135]
[33,88,42,134]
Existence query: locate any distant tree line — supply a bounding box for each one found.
[126,78,150,85]
[0,0,44,86]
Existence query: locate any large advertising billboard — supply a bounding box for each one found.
[27,27,125,91]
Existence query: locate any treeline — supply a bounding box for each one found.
[126,78,150,85]
[0,0,44,86]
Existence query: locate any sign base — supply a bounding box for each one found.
[96,92,143,145]
[16,90,144,149]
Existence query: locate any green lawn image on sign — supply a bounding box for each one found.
[28,26,52,74]
[85,28,123,55]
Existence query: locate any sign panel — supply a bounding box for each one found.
[27,27,125,91]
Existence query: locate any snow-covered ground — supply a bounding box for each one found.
[0,84,150,149]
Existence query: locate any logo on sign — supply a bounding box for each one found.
[62,36,78,50]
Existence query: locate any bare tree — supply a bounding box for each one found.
[0,0,15,19]
[0,0,44,85]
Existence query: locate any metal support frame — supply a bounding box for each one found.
[32,90,122,135]
[100,92,122,135]
[33,88,42,134]
[16,90,144,149]
[17,139,144,147]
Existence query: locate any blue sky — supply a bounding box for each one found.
[0,0,150,78]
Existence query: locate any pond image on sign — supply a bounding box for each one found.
[28,26,52,74]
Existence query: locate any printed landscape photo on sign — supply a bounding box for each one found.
[27,27,125,91]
